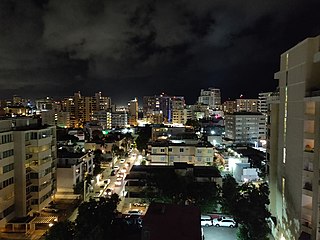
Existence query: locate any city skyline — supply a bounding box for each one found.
[1,0,320,104]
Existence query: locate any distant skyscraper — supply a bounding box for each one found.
[128,98,138,126]
[198,88,221,110]
[61,92,111,128]
[143,94,185,123]
[268,36,320,240]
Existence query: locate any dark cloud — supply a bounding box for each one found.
[0,0,320,104]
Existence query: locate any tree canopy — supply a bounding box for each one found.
[46,194,121,240]
[221,175,271,240]
[144,170,220,213]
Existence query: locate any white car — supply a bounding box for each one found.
[120,159,126,163]
[43,206,59,213]
[115,181,122,186]
[212,218,236,228]
[201,215,213,227]
[113,165,120,170]
[127,209,143,215]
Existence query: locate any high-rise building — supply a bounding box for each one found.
[143,94,185,123]
[61,92,111,128]
[258,92,273,115]
[0,118,57,227]
[268,36,320,240]
[198,88,221,110]
[128,98,138,126]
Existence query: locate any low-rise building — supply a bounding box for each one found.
[147,141,214,166]
[56,151,94,198]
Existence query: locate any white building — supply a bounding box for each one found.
[0,120,15,227]
[198,88,221,110]
[258,92,273,115]
[56,152,94,198]
[0,118,57,227]
[147,142,214,166]
[269,36,320,240]
[225,112,266,144]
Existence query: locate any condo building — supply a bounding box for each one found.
[198,88,221,110]
[0,118,57,228]
[225,112,266,144]
[268,36,320,240]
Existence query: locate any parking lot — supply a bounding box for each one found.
[203,226,237,240]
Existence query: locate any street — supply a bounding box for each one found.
[203,226,237,240]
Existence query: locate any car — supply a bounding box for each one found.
[117,173,125,178]
[120,168,127,173]
[201,215,213,227]
[212,217,236,228]
[127,209,143,216]
[43,206,59,213]
[113,165,120,170]
[120,159,126,163]
[115,181,122,186]
[125,215,143,226]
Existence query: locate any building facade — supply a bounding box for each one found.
[198,88,221,110]
[147,142,214,166]
[236,98,259,112]
[225,112,266,144]
[128,98,138,126]
[0,118,57,227]
[269,36,320,240]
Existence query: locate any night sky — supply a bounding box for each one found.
[1,0,320,104]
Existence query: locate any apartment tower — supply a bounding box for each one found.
[269,36,320,240]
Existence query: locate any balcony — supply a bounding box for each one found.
[304,147,314,153]
[301,219,312,235]
[302,182,313,197]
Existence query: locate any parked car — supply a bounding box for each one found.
[126,209,143,216]
[43,206,59,213]
[120,159,126,163]
[201,215,213,227]
[212,218,237,228]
